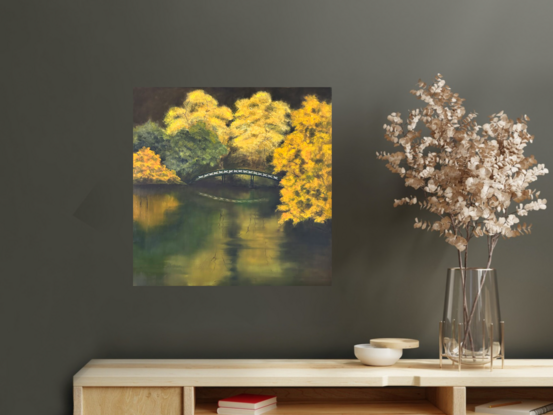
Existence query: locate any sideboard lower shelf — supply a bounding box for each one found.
[195,401,445,414]
[72,359,553,415]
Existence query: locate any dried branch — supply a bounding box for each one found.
[377,74,548,268]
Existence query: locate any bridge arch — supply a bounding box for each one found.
[192,169,281,184]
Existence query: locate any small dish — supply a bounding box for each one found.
[354,344,402,366]
[370,338,419,349]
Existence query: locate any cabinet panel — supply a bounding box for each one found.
[427,387,466,415]
[82,387,182,415]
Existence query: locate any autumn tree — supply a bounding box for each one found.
[230,92,291,169]
[163,122,228,180]
[164,90,233,144]
[133,147,182,184]
[273,96,332,224]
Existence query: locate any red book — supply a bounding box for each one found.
[218,394,277,410]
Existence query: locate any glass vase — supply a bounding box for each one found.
[440,268,504,367]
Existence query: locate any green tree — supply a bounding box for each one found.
[163,122,229,180]
[133,121,167,154]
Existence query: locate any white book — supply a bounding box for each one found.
[475,400,553,415]
[217,403,277,415]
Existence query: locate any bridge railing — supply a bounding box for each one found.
[194,169,280,182]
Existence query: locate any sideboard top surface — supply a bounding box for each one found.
[73,359,553,387]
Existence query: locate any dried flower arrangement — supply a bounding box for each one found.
[378,74,548,270]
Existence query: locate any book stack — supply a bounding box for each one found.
[475,400,553,415]
[217,394,277,415]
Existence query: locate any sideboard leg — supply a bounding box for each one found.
[183,387,195,415]
[73,387,83,415]
[427,386,466,415]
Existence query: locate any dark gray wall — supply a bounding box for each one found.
[2,1,553,414]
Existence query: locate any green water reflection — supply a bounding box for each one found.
[133,184,331,286]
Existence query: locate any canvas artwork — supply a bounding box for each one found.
[133,88,332,286]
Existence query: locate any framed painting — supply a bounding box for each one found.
[133,88,332,286]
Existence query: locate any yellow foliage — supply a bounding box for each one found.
[133,193,180,230]
[230,92,291,168]
[164,90,233,144]
[133,147,182,184]
[273,96,332,224]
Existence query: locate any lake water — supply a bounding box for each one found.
[133,183,332,286]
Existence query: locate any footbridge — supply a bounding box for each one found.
[192,169,281,187]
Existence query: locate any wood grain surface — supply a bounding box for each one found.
[82,387,182,415]
[427,387,466,415]
[73,387,83,415]
[73,359,553,387]
[370,339,420,349]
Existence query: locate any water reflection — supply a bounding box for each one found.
[133,192,180,230]
[133,184,331,286]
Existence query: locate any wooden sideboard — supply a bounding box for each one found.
[73,359,553,415]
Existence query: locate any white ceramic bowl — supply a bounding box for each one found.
[354,344,403,366]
